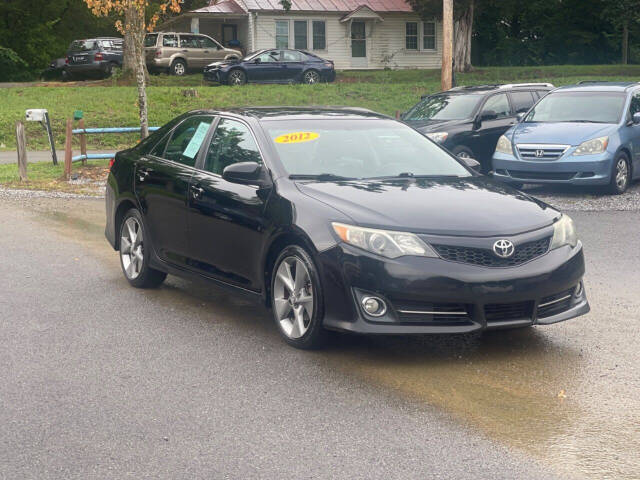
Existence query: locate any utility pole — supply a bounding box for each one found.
[441,0,453,91]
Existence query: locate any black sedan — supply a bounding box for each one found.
[105,107,589,349]
[204,49,335,86]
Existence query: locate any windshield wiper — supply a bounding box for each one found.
[366,173,462,180]
[289,173,355,181]
[563,120,604,123]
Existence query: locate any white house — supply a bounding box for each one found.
[158,0,442,70]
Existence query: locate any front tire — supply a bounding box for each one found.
[119,209,167,288]
[607,152,630,195]
[271,246,327,349]
[228,68,246,86]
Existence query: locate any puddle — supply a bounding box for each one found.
[15,197,640,480]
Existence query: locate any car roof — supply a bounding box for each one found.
[184,106,390,121]
[443,83,554,95]
[553,81,640,93]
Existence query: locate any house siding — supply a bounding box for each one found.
[253,12,441,69]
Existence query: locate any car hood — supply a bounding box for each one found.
[205,59,240,69]
[404,119,462,132]
[296,177,559,236]
[511,122,617,145]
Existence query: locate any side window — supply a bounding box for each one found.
[144,34,158,48]
[199,36,217,49]
[150,133,171,158]
[180,35,201,48]
[204,119,262,175]
[282,50,303,62]
[482,93,511,118]
[256,50,280,63]
[162,34,178,47]
[536,90,549,100]
[510,91,535,114]
[629,93,640,116]
[163,116,214,166]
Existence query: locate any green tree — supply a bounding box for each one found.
[602,0,640,64]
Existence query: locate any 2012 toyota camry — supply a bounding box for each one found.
[105,107,590,349]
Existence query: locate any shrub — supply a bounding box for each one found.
[0,47,33,82]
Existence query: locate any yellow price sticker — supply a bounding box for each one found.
[274,132,319,144]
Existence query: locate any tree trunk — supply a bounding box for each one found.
[622,18,629,65]
[130,6,149,138]
[453,0,474,72]
[122,4,136,77]
[441,0,453,90]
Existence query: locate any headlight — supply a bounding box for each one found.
[425,132,448,143]
[495,135,513,155]
[572,136,608,156]
[550,215,578,249]
[332,223,438,258]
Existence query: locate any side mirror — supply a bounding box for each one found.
[253,57,261,64]
[479,110,497,122]
[459,156,481,172]
[633,112,640,124]
[516,112,525,122]
[222,162,268,186]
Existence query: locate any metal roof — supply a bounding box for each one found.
[196,0,414,13]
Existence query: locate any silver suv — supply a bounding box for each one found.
[145,32,242,76]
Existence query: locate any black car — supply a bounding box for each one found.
[204,49,336,85]
[105,107,589,349]
[402,83,555,171]
[65,37,123,79]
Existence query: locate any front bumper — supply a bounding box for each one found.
[317,242,588,334]
[204,69,224,83]
[492,150,613,185]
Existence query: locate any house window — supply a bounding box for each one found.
[294,20,308,49]
[423,21,436,50]
[313,21,326,50]
[275,20,289,48]
[405,22,418,50]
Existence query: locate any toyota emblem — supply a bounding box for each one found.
[493,239,515,258]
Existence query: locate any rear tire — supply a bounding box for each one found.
[270,245,328,349]
[303,69,320,85]
[607,152,630,195]
[119,209,167,289]
[171,59,187,76]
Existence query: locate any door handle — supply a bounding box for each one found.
[182,49,188,52]
[138,168,152,182]
[190,185,205,199]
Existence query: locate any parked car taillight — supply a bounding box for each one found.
[155,50,162,58]
[95,52,104,61]
[109,157,115,169]
[65,57,70,64]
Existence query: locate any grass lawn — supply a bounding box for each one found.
[0,159,109,194]
[1,64,640,153]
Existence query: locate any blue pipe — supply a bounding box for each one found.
[72,153,116,162]
[72,127,160,134]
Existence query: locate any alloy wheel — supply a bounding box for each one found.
[173,62,185,76]
[304,71,319,84]
[616,158,628,190]
[229,70,244,85]
[273,256,314,339]
[120,217,144,280]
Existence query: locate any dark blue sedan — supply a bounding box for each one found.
[204,49,336,86]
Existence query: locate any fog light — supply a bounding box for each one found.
[574,282,583,298]
[362,296,387,317]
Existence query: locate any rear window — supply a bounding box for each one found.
[70,40,97,52]
[144,34,158,47]
[99,40,122,51]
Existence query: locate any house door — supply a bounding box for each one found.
[351,21,367,68]
[222,24,238,47]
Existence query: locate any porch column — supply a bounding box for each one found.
[191,17,200,34]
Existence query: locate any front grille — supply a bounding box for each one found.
[509,170,576,181]
[432,237,551,268]
[538,287,575,318]
[393,301,472,325]
[517,144,569,160]
[485,301,534,322]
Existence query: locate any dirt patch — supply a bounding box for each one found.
[2,163,108,196]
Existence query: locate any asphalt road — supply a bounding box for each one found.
[0,197,638,479]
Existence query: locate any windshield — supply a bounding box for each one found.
[404,94,482,121]
[525,92,626,123]
[263,119,471,179]
[144,34,158,47]
[242,50,263,61]
[70,40,97,52]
